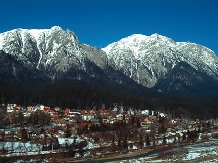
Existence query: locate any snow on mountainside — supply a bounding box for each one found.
[0,26,89,79]
[102,34,218,88]
[1,27,218,96]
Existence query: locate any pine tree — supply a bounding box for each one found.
[65,142,69,150]
[123,135,128,149]
[136,118,141,128]
[139,133,143,149]
[112,135,115,145]
[118,138,121,147]
[21,128,29,141]
[146,135,150,146]
[163,135,167,145]
[65,125,72,138]
[65,129,71,138]
[182,132,186,141]
[73,136,76,144]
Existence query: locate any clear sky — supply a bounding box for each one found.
[0,0,217,54]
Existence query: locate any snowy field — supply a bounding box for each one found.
[2,134,218,162]
[119,140,218,162]
[0,134,109,160]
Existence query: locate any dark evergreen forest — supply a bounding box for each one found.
[1,79,218,120]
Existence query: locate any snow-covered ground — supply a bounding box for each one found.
[0,141,42,155]
[2,132,218,162]
[119,140,218,162]
[0,133,109,160]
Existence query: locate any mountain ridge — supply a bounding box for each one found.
[1,26,218,97]
[102,33,218,88]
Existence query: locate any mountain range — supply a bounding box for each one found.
[0,26,218,107]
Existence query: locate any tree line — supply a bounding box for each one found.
[1,79,218,120]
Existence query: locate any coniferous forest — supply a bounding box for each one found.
[1,78,218,120]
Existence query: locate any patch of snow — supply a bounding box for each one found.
[132,145,137,149]
[58,138,76,145]
[186,152,201,160]
[29,29,50,41]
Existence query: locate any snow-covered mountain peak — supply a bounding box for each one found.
[0,26,109,80]
[102,33,176,54]
[51,26,62,31]
[150,33,176,43]
[125,34,148,41]
[28,29,50,40]
[1,27,218,94]
[0,26,85,78]
[0,26,71,43]
[119,34,155,44]
[102,33,218,88]
[124,33,175,43]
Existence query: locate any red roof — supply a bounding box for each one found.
[53,131,60,135]
[15,105,22,110]
[47,129,56,133]
[79,123,88,128]
[44,107,50,112]
[47,129,60,135]
[125,115,131,119]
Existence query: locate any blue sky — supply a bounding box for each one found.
[0,0,217,54]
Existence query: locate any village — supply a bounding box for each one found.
[0,103,218,162]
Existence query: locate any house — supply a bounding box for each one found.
[27,106,32,112]
[78,122,90,132]
[4,131,15,141]
[43,107,50,112]
[108,117,115,124]
[47,129,61,138]
[64,108,70,116]
[6,107,14,113]
[47,109,55,116]
[149,115,157,121]
[28,131,37,139]
[7,104,14,110]
[54,107,61,112]
[100,108,105,115]
[15,105,22,110]
[54,119,66,127]
[124,115,131,124]
[81,114,95,121]
[140,117,152,126]
[141,110,149,115]
[116,114,123,121]
[91,119,100,126]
